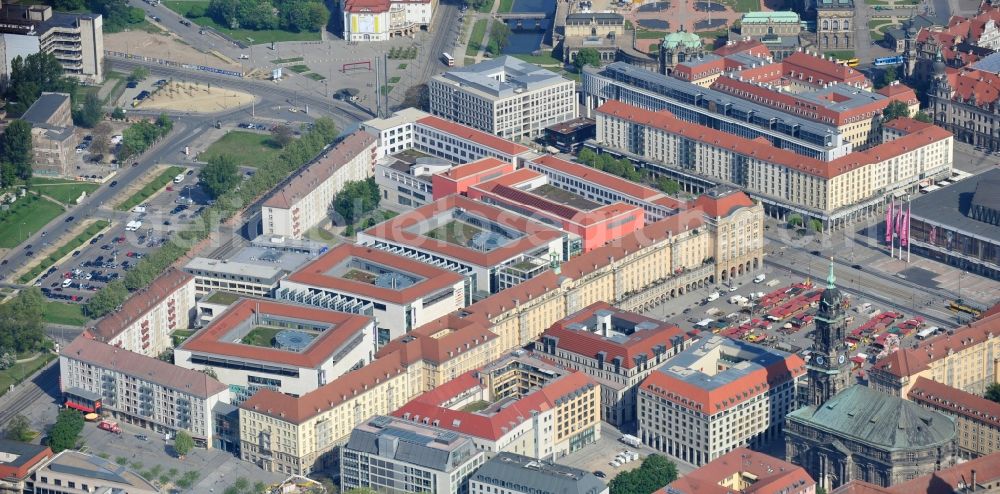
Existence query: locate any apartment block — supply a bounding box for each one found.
[638,335,806,466]
[393,354,602,459]
[666,448,815,494]
[869,307,1000,397]
[20,92,77,177]
[0,4,103,83]
[86,268,196,357]
[262,131,377,238]
[60,336,230,447]
[908,376,1000,459]
[469,453,608,494]
[275,243,467,344]
[429,56,577,141]
[235,210,748,475]
[175,299,375,403]
[595,100,952,229]
[341,416,485,494]
[534,301,692,427]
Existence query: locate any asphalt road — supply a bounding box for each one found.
[0,360,59,428]
[419,0,463,90]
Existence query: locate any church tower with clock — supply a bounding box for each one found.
[806,260,853,406]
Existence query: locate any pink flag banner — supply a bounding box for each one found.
[901,203,911,247]
[885,199,895,243]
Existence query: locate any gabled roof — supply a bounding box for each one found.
[89,268,193,342]
[665,448,814,494]
[907,376,1000,429]
[263,131,376,209]
[417,115,531,156]
[691,188,755,217]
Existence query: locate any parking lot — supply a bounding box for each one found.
[558,423,698,479]
[34,168,211,306]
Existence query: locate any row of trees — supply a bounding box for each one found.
[0,288,47,355]
[48,0,145,32]
[86,119,338,317]
[577,148,642,181]
[119,115,174,161]
[1,120,34,188]
[205,0,328,32]
[5,53,78,117]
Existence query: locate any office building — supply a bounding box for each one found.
[639,335,806,466]
[868,306,1000,397]
[0,441,51,494]
[20,92,77,177]
[276,243,467,344]
[236,213,740,475]
[183,245,317,298]
[0,4,103,83]
[665,448,815,494]
[175,299,375,403]
[393,354,602,459]
[30,451,158,493]
[905,167,1000,279]
[86,268,195,358]
[535,302,692,427]
[594,100,952,230]
[341,0,434,41]
[341,416,485,494]
[375,149,450,208]
[815,0,854,51]
[261,130,376,239]
[467,167,644,252]
[469,452,608,494]
[356,194,569,294]
[908,377,1000,459]
[60,336,230,447]
[429,56,577,141]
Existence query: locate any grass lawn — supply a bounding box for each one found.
[201,131,283,169]
[869,19,893,29]
[476,0,495,12]
[498,0,514,12]
[304,226,336,243]
[288,64,310,73]
[723,0,760,11]
[162,0,320,44]
[0,352,56,398]
[513,51,563,66]
[305,73,326,81]
[32,178,100,205]
[824,50,856,60]
[171,329,197,346]
[389,76,401,83]
[467,19,488,56]
[424,220,484,245]
[271,57,305,64]
[241,326,282,347]
[636,29,669,39]
[398,63,408,69]
[116,166,185,212]
[0,196,65,248]
[42,301,89,326]
[204,291,242,305]
[461,400,491,412]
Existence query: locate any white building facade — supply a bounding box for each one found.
[342,0,434,42]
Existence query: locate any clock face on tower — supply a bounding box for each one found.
[816,355,825,365]
[839,354,846,365]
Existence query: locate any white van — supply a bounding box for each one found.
[706,291,720,302]
[62,278,73,288]
[173,174,185,184]
[753,274,767,283]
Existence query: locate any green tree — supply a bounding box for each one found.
[174,430,194,457]
[0,288,46,353]
[1,120,33,181]
[787,213,803,228]
[73,93,104,128]
[271,124,294,148]
[608,454,678,494]
[657,176,681,195]
[5,414,33,442]
[186,3,207,17]
[986,383,1000,404]
[573,48,602,70]
[85,280,128,318]
[332,177,380,226]
[127,67,149,84]
[111,107,126,119]
[882,100,910,121]
[915,111,933,123]
[156,113,174,133]
[486,21,511,56]
[200,154,241,199]
[5,53,77,115]
[809,218,823,232]
[48,409,84,453]
[578,147,596,166]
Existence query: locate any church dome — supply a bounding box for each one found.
[662,30,702,50]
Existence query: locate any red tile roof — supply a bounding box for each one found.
[89,268,193,342]
[691,190,755,218]
[179,299,373,368]
[887,450,1000,494]
[359,195,565,268]
[392,369,597,440]
[436,157,511,181]
[943,67,1000,106]
[713,39,770,58]
[596,100,953,180]
[417,116,531,157]
[64,336,228,397]
[907,376,1000,429]
[780,52,869,87]
[285,244,464,304]
[664,448,815,494]
[543,301,689,369]
[529,154,665,202]
[871,307,1000,378]
[875,83,920,106]
[883,116,936,134]
[376,312,497,365]
[831,482,896,494]
[344,0,389,12]
[263,131,376,209]
[711,75,884,125]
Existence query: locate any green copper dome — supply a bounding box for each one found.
[661,30,702,50]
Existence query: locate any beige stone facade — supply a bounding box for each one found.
[816,1,854,52]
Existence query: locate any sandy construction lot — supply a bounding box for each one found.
[106,31,240,69]
[138,81,255,112]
